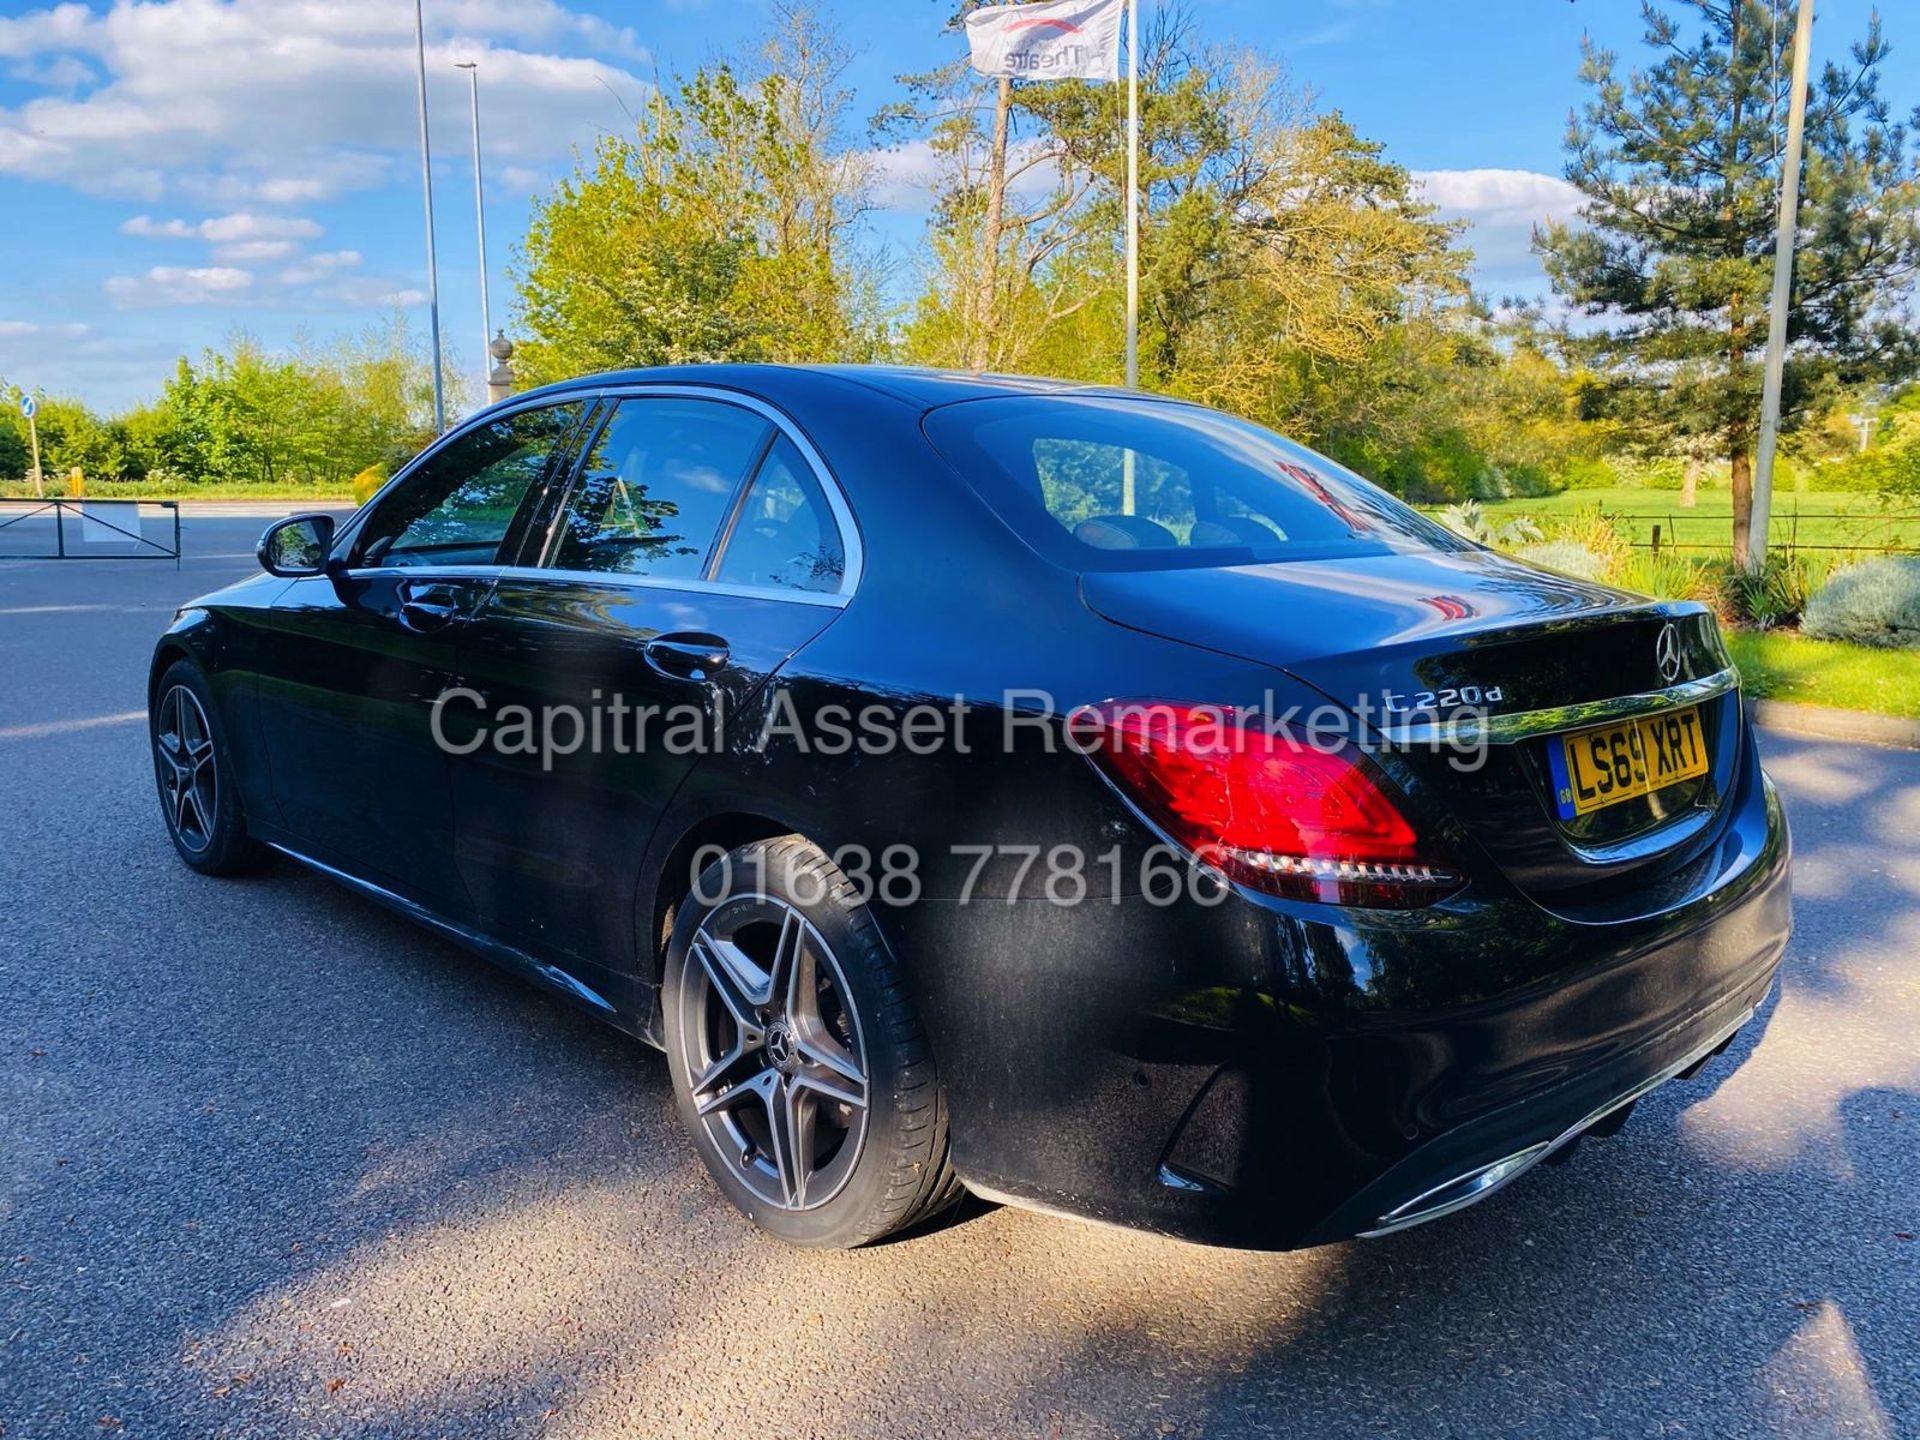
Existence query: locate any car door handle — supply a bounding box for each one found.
[644,632,730,680]
[399,580,465,633]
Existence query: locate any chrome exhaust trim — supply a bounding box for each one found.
[1358,997,1760,1239]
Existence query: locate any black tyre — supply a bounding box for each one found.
[662,836,960,1247]
[150,659,260,876]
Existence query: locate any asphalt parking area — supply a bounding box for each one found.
[2,511,1916,1438]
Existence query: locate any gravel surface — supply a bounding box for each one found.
[2,515,1915,1438]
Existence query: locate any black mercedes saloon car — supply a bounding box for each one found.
[149,365,1790,1250]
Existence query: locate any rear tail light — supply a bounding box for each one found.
[1075,700,1463,908]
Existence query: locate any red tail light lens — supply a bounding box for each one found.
[1076,700,1463,907]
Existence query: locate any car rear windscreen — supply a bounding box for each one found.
[922,394,1470,571]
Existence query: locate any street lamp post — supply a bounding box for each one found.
[1750,0,1816,572]
[413,0,446,432]
[455,60,493,400]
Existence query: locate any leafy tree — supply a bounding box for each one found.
[4,395,118,486]
[149,358,218,483]
[0,385,34,481]
[1817,384,1920,497]
[514,6,881,383]
[889,9,1525,499]
[90,320,442,491]
[892,15,1468,373]
[0,424,26,481]
[1536,0,1920,564]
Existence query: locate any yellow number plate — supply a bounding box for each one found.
[1550,705,1709,819]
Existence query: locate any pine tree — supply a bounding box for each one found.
[1536,0,1920,564]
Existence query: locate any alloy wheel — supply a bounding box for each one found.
[679,894,870,1212]
[155,684,218,854]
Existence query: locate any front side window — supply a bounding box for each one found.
[924,395,1470,571]
[356,402,585,568]
[713,435,846,594]
[546,397,771,580]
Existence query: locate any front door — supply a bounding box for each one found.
[254,399,588,907]
[449,392,854,984]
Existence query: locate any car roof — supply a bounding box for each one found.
[505,362,1141,415]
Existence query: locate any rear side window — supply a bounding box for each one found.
[713,435,846,594]
[357,401,584,568]
[923,395,1469,570]
[546,397,771,580]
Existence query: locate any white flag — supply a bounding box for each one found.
[964,0,1123,82]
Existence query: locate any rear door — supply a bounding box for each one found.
[448,387,857,981]
[254,398,589,907]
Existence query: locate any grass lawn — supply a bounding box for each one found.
[1725,630,1920,719]
[1452,487,1920,556]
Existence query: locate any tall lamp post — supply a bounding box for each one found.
[1750,0,1815,572]
[412,0,446,432]
[454,60,493,399]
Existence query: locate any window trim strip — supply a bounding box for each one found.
[333,562,853,609]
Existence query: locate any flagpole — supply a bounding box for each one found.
[1124,0,1139,390]
[413,0,446,433]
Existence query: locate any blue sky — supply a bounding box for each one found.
[0,0,1914,412]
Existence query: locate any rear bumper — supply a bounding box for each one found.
[1309,966,1772,1244]
[895,757,1792,1251]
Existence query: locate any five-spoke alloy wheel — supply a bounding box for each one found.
[681,894,870,1212]
[150,659,257,874]
[154,682,218,855]
[663,836,962,1247]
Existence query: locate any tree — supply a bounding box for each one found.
[123,321,441,490]
[892,7,1473,465]
[0,409,29,482]
[514,5,881,383]
[1536,0,1920,564]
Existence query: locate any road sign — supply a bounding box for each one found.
[18,394,36,419]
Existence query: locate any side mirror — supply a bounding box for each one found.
[257,513,337,577]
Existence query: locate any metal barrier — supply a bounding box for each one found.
[0,498,182,568]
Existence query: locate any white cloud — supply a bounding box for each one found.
[0,320,91,338]
[0,0,651,203]
[866,141,942,212]
[101,249,424,314]
[286,274,429,309]
[280,250,363,286]
[100,232,416,313]
[867,138,1063,215]
[1287,22,1356,49]
[1416,168,1587,292]
[198,212,323,244]
[213,239,296,262]
[1418,168,1586,221]
[0,321,191,409]
[104,265,256,308]
[119,215,195,239]
[120,211,323,244]
[6,53,95,88]
[496,164,550,194]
